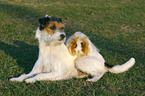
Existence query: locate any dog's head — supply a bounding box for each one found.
[36,15,66,45]
[67,32,90,56]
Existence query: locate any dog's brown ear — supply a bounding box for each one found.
[38,17,50,28]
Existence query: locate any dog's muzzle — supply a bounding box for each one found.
[60,34,66,41]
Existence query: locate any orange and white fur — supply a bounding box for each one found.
[66,32,135,82]
[9,15,81,83]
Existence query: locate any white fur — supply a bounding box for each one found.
[107,58,135,73]
[10,28,78,83]
[66,32,135,82]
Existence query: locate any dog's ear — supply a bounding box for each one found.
[38,17,50,28]
[57,18,62,22]
[50,17,62,22]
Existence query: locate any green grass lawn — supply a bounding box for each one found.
[0,0,144,95]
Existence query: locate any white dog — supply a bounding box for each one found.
[10,16,84,83]
[66,32,135,82]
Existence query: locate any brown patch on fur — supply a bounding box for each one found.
[80,37,90,56]
[67,34,80,56]
[77,70,88,78]
[44,21,65,35]
[67,39,77,56]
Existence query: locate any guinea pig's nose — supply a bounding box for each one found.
[60,34,66,39]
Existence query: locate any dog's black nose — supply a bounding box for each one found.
[60,34,66,39]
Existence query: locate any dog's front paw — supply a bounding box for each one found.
[9,77,23,82]
[25,78,36,83]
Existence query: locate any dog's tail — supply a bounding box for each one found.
[105,58,135,74]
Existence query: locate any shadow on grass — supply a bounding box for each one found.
[0,40,38,73]
[0,2,41,24]
[0,2,41,74]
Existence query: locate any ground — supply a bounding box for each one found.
[0,0,144,95]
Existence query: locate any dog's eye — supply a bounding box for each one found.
[50,25,56,30]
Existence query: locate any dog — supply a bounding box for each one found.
[9,15,85,83]
[66,32,135,82]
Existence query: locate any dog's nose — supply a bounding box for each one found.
[60,34,66,39]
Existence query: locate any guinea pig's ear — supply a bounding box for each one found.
[81,37,90,56]
[66,39,76,56]
[70,43,77,56]
[38,17,50,28]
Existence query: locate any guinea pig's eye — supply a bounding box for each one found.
[50,25,56,30]
[81,42,84,46]
[75,44,77,48]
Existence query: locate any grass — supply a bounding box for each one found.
[0,0,144,95]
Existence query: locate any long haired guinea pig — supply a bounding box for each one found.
[66,32,135,82]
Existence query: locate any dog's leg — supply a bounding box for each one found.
[86,72,104,82]
[9,59,43,82]
[25,72,65,83]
